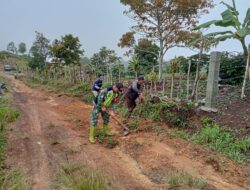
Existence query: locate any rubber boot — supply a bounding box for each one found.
[89,126,95,144]
[103,124,112,136]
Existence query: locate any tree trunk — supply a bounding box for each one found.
[241,44,250,98]
[154,81,157,93]
[187,60,191,100]
[118,69,121,81]
[240,38,250,80]
[191,40,204,100]
[150,81,152,95]
[162,78,165,96]
[158,40,164,80]
[171,73,174,99]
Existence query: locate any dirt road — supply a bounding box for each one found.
[6,76,250,190]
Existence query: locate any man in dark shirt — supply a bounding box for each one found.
[92,76,103,97]
[124,76,145,119]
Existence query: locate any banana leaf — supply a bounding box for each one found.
[243,8,250,27]
[236,28,250,38]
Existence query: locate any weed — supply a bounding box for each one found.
[0,169,29,190]
[192,123,250,163]
[56,163,108,190]
[96,129,105,144]
[127,119,139,131]
[48,122,56,128]
[201,116,213,127]
[168,129,189,140]
[106,137,118,149]
[0,80,27,189]
[83,92,94,103]
[152,125,163,135]
[115,107,127,117]
[167,170,206,189]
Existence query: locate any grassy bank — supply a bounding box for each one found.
[55,163,111,190]
[24,76,94,103]
[0,76,28,189]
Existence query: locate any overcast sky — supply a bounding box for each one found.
[0,0,250,61]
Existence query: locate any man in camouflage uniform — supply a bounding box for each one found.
[89,82,124,144]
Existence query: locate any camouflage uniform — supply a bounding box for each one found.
[90,86,117,127]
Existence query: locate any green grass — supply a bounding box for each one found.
[192,121,250,163]
[167,170,206,190]
[56,163,108,190]
[0,77,28,189]
[0,169,29,190]
[168,129,189,140]
[25,78,94,103]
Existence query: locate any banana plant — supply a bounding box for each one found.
[129,55,140,79]
[193,0,250,98]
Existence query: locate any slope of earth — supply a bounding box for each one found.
[5,75,250,190]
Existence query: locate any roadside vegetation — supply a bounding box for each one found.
[167,169,206,190]
[56,163,109,190]
[0,76,28,189]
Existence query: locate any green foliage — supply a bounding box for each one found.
[112,63,125,80]
[96,129,105,144]
[193,1,250,57]
[181,54,210,74]
[90,47,120,77]
[201,116,213,127]
[29,31,50,70]
[134,39,160,75]
[115,106,127,117]
[6,41,17,54]
[129,55,140,78]
[18,42,27,55]
[83,92,94,103]
[168,129,189,140]
[127,119,139,130]
[0,51,17,60]
[136,100,194,128]
[0,82,26,189]
[50,34,84,65]
[0,107,20,123]
[56,163,108,190]
[192,121,250,163]
[219,52,245,85]
[147,69,157,82]
[167,170,206,189]
[0,169,29,190]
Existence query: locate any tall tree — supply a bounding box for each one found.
[18,42,27,55]
[29,31,50,69]
[7,41,17,54]
[90,47,120,82]
[193,0,250,98]
[135,39,160,75]
[120,0,213,79]
[50,34,84,65]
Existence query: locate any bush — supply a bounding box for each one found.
[219,53,245,85]
[136,100,194,128]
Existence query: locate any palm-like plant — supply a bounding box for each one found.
[129,56,140,79]
[194,0,250,98]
